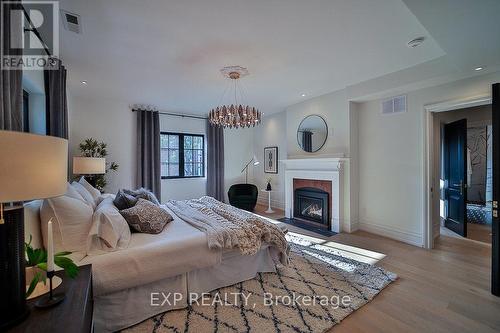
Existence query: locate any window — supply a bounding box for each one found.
[23,90,30,132]
[160,132,205,179]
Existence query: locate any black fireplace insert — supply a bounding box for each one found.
[294,187,329,227]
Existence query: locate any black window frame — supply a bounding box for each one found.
[160,132,205,179]
[23,89,30,133]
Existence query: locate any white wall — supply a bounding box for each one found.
[252,112,288,209]
[356,71,500,247]
[69,95,135,194]
[69,96,214,202]
[160,115,207,201]
[223,127,254,203]
[286,89,349,157]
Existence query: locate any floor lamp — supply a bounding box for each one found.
[241,155,260,184]
[0,131,68,330]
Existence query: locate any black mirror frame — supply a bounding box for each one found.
[296,114,328,153]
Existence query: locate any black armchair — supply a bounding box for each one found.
[228,184,258,212]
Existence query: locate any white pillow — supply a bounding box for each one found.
[79,177,101,201]
[66,182,87,202]
[87,197,131,255]
[40,184,94,261]
[71,181,96,209]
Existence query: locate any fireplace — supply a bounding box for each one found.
[284,160,342,233]
[294,187,329,227]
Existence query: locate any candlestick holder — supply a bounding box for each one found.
[34,271,65,308]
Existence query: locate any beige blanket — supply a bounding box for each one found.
[166,196,290,265]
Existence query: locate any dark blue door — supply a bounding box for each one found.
[444,119,467,237]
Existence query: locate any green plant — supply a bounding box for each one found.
[78,138,119,192]
[25,235,79,298]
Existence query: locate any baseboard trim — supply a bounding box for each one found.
[358,220,423,247]
[347,220,359,233]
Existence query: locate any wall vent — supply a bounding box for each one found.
[381,95,407,115]
[61,10,82,34]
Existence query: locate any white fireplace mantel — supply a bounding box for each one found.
[281,157,346,233]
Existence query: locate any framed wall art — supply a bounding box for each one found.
[264,146,278,174]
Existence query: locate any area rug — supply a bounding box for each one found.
[123,234,397,333]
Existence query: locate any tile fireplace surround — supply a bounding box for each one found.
[281,158,344,233]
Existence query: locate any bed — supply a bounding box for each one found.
[24,197,285,332]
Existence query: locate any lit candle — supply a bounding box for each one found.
[47,219,54,272]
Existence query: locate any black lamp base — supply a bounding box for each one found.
[0,206,29,330]
[35,293,65,308]
[34,271,65,308]
[0,308,29,331]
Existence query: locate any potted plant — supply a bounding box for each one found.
[78,138,119,192]
[25,235,79,298]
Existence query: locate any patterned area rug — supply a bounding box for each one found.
[124,234,397,333]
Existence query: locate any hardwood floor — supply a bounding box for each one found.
[254,204,500,332]
[468,223,493,244]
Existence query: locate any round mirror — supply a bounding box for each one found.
[297,115,328,153]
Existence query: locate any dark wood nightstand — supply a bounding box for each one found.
[9,264,93,333]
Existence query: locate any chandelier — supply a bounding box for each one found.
[208,66,261,129]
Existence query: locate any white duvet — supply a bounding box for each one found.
[79,206,221,296]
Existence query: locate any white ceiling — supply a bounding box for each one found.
[57,0,499,115]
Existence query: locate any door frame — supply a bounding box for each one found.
[423,94,492,249]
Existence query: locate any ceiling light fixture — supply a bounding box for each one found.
[80,80,88,85]
[407,36,425,48]
[301,93,307,97]
[208,66,261,129]
[474,67,484,71]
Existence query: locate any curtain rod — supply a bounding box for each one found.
[131,108,207,120]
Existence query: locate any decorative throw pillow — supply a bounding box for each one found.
[124,188,160,205]
[40,183,94,261]
[120,199,172,234]
[87,197,131,254]
[113,189,139,210]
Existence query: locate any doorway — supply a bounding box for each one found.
[424,84,500,296]
[436,105,493,244]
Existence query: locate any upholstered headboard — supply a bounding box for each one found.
[24,200,44,249]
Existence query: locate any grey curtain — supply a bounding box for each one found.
[0,0,23,131]
[44,58,68,138]
[136,109,161,201]
[206,121,225,201]
[302,130,313,152]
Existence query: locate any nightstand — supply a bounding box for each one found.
[9,264,93,333]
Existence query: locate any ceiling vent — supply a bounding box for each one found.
[61,10,81,34]
[381,95,407,115]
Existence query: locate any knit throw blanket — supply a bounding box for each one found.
[166,196,290,265]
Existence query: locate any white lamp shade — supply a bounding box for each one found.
[0,131,68,203]
[73,157,106,175]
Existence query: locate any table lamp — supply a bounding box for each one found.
[72,156,106,187]
[0,131,68,330]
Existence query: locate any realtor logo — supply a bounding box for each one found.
[1,1,59,70]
